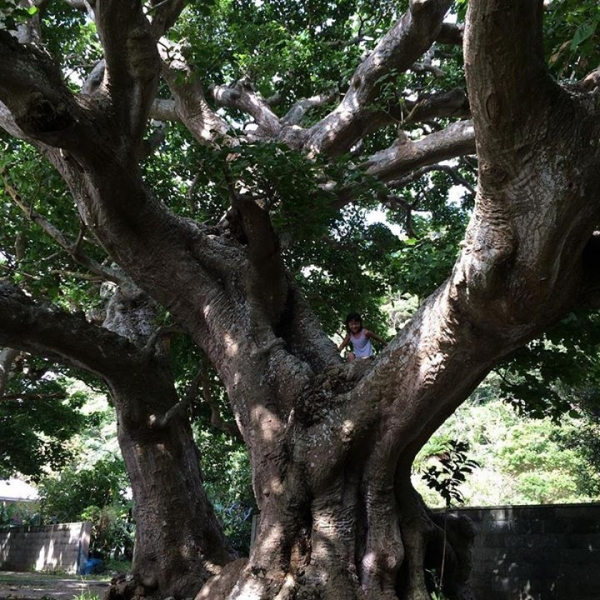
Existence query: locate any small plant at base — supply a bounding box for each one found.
[73,590,100,600]
[421,440,480,598]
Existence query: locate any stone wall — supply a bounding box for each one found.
[0,522,91,574]
[452,504,600,600]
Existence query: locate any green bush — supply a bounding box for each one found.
[38,456,132,559]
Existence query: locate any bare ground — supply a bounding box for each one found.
[0,572,110,600]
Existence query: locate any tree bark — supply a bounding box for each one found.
[2,0,600,599]
[0,284,235,598]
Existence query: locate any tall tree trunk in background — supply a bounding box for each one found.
[101,283,237,599]
[109,370,236,599]
[0,283,235,599]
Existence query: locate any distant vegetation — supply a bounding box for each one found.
[415,377,600,508]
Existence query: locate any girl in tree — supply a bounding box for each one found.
[338,312,387,361]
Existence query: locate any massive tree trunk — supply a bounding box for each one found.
[2,1,600,599]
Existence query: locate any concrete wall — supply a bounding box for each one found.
[452,504,600,600]
[0,522,91,574]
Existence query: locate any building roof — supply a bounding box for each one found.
[0,478,39,502]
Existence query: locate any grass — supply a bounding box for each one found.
[72,591,101,600]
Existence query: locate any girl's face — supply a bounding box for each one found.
[348,319,362,334]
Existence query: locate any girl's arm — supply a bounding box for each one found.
[338,334,350,352]
[365,330,387,346]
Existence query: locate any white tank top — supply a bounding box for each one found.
[351,330,373,358]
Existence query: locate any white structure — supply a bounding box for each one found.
[0,478,39,502]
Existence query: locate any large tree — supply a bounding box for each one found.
[1,1,600,599]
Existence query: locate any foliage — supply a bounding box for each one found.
[81,504,134,561]
[2,6,600,596]
[496,311,600,420]
[415,386,600,507]
[38,457,129,522]
[550,389,600,498]
[0,0,469,345]
[171,0,407,112]
[0,0,37,31]
[0,501,40,527]
[0,362,88,481]
[38,456,132,559]
[420,440,480,508]
[195,429,255,553]
[544,0,600,80]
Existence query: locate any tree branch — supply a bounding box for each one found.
[159,42,230,144]
[386,163,476,195]
[150,97,178,121]
[577,67,600,93]
[0,282,142,379]
[464,0,557,171]
[398,87,470,125]
[147,0,187,40]
[330,120,475,211]
[364,120,475,183]
[0,347,20,398]
[0,100,27,138]
[94,0,161,144]
[304,0,453,155]
[282,91,338,126]
[232,194,288,322]
[0,30,82,146]
[1,166,124,285]
[436,22,463,45]
[212,78,282,138]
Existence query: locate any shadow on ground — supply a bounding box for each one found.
[0,572,110,600]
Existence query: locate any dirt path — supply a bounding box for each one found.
[0,572,111,600]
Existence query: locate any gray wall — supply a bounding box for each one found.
[453,504,600,600]
[0,522,91,574]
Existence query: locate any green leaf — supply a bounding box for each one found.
[570,20,598,49]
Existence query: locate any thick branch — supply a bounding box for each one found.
[304,0,453,155]
[436,22,463,45]
[0,282,142,379]
[464,0,557,166]
[464,0,600,318]
[232,195,288,321]
[365,120,475,182]
[212,79,282,138]
[0,101,27,138]
[151,97,177,121]
[160,44,230,144]
[94,1,161,143]
[147,0,187,40]
[326,121,474,210]
[282,91,338,126]
[399,87,470,125]
[0,31,82,146]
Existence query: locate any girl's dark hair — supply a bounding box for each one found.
[345,312,363,327]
